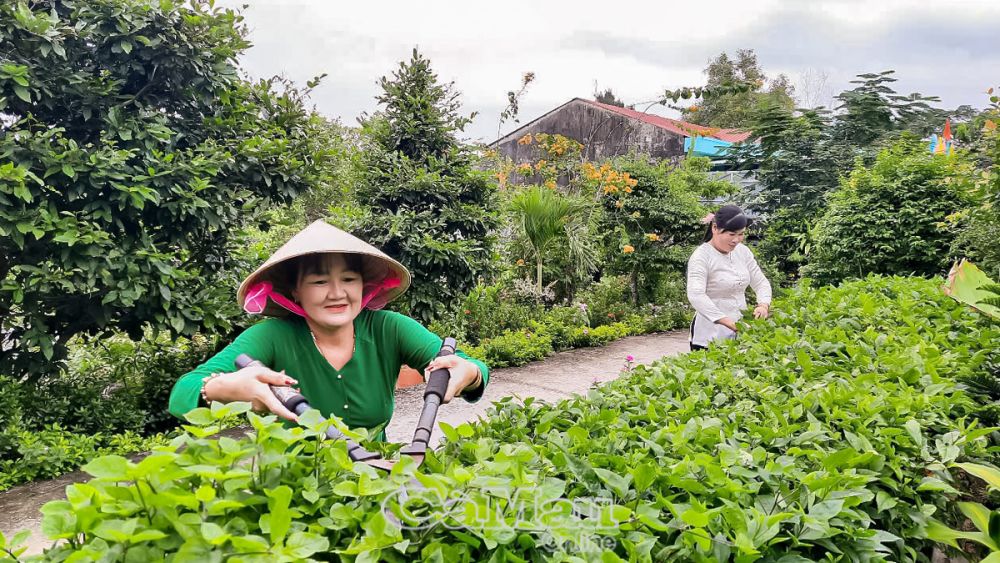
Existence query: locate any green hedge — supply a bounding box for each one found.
[9,276,998,561]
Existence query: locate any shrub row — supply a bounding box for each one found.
[8,276,997,561]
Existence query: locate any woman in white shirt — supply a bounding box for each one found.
[686,204,772,351]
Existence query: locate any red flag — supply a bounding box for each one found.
[943,119,952,141]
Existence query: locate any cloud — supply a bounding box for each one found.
[566,5,1000,111]
[218,0,1000,141]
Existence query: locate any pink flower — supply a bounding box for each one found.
[626,355,635,362]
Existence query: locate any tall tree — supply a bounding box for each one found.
[680,49,795,129]
[0,0,334,381]
[356,49,498,324]
[833,70,941,146]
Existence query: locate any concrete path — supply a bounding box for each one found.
[0,331,689,555]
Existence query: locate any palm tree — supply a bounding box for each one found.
[509,186,597,293]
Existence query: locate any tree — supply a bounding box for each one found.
[597,156,729,303]
[833,70,941,146]
[803,137,972,284]
[510,186,594,295]
[680,49,795,129]
[355,49,498,324]
[0,0,334,381]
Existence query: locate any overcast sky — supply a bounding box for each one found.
[218,0,1000,143]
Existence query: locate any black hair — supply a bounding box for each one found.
[703,204,750,242]
[274,253,365,297]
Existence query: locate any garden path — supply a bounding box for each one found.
[0,330,689,555]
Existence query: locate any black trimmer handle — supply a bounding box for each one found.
[400,337,456,456]
[234,354,380,462]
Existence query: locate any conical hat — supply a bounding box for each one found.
[237,220,411,318]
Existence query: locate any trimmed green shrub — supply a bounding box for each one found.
[15,276,999,561]
[465,327,553,368]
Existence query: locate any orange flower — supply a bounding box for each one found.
[622,245,635,254]
[516,259,525,266]
[517,163,533,174]
[517,134,533,145]
[544,180,556,190]
[645,233,659,241]
[615,200,624,208]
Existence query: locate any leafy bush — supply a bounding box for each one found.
[566,321,635,348]
[578,275,634,327]
[16,276,998,561]
[0,375,24,427]
[804,137,973,284]
[0,424,166,492]
[0,0,335,382]
[538,305,590,350]
[456,280,542,345]
[464,327,553,368]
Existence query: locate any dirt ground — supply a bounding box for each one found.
[0,331,689,556]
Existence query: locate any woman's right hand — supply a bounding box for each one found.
[203,366,300,422]
[716,317,739,333]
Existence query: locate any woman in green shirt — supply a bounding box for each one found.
[168,220,488,438]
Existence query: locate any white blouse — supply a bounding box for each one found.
[686,242,772,347]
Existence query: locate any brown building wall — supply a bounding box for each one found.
[495,99,687,164]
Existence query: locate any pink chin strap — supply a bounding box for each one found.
[243,273,403,317]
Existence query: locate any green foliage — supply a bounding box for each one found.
[355,49,498,324]
[599,156,724,302]
[465,327,554,368]
[0,330,223,490]
[0,0,336,382]
[19,277,998,560]
[456,280,543,345]
[0,423,166,493]
[834,71,943,147]
[577,276,634,328]
[679,49,795,129]
[804,138,973,284]
[952,89,1000,276]
[510,185,596,294]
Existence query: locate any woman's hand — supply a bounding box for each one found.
[753,303,770,319]
[424,356,482,403]
[203,366,300,422]
[716,317,739,333]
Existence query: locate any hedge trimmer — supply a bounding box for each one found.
[233,337,456,471]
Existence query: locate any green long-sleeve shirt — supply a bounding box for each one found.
[168,309,488,437]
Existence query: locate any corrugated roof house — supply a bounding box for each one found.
[493,98,751,164]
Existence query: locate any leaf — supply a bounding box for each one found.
[904,419,923,446]
[285,532,330,559]
[680,508,710,528]
[266,485,293,544]
[592,467,632,499]
[13,85,30,102]
[917,476,960,494]
[956,462,1000,490]
[631,462,657,492]
[82,455,132,479]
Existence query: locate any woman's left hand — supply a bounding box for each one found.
[424,355,482,403]
[753,303,770,319]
